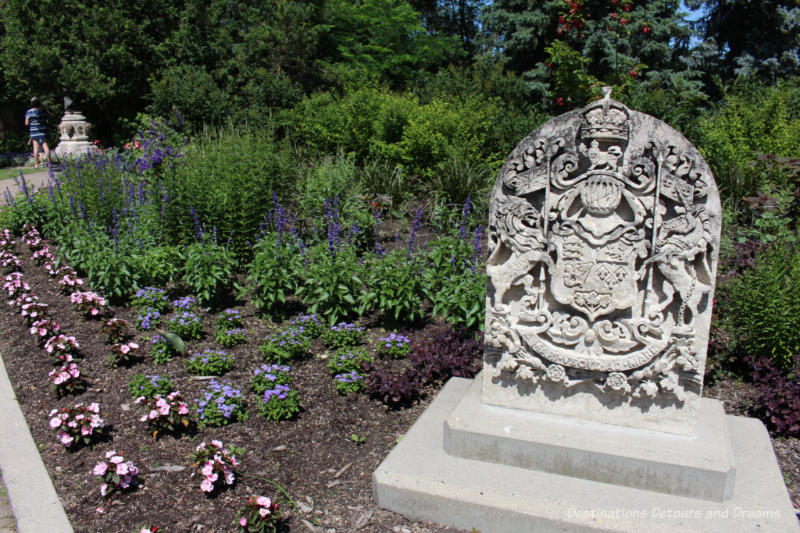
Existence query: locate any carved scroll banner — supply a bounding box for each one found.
[482,90,721,434]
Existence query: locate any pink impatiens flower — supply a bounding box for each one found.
[93,462,107,476]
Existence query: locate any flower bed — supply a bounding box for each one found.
[0,225,489,531]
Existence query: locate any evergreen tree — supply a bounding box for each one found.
[409,0,487,57]
[319,0,460,89]
[1,0,181,139]
[687,0,800,80]
[481,0,701,112]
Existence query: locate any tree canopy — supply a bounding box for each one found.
[1,0,798,145]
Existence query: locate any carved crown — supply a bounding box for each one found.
[580,99,629,141]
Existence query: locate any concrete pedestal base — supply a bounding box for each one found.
[446,378,734,501]
[54,141,98,159]
[373,377,799,533]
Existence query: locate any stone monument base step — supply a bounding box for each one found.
[445,376,733,501]
[373,377,799,533]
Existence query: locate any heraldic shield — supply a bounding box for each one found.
[483,88,721,408]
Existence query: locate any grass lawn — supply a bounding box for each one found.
[2,167,45,179]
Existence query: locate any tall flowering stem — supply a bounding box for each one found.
[406,207,423,259]
[374,208,384,257]
[458,197,471,240]
[471,225,484,276]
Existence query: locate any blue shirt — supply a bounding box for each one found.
[25,108,48,137]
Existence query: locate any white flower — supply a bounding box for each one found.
[256,496,270,507]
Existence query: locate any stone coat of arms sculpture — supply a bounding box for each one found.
[483,89,721,434]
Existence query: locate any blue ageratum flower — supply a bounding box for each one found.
[335,371,363,384]
[137,308,161,330]
[264,384,291,402]
[172,296,198,311]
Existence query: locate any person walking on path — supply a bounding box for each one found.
[25,97,50,168]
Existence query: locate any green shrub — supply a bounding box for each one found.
[359,250,425,324]
[182,240,238,308]
[246,237,302,319]
[294,152,361,224]
[296,244,363,325]
[160,125,292,262]
[149,65,231,130]
[721,244,800,372]
[696,80,800,206]
[286,87,507,203]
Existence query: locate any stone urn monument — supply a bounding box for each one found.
[373,89,799,532]
[54,110,99,159]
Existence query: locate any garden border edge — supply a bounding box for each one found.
[0,350,73,532]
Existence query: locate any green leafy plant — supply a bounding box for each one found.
[216,327,247,348]
[322,322,366,349]
[194,380,248,428]
[249,364,292,395]
[359,250,425,324]
[428,270,486,331]
[131,286,171,313]
[296,244,363,325]
[128,374,174,400]
[257,384,301,422]
[258,327,311,364]
[236,495,283,532]
[182,240,238,308]
[186,349,234,376]
[720,244,800,372]
[357,159,409,210]
[135,391,196,439]
[130,245,183,288]
[326,347,372,375]
[246,237,302,319]
[149,334,181,364]
[168,311,205,340]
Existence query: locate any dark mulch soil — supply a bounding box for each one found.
[0,236,797,532]
[0,240,465,533]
